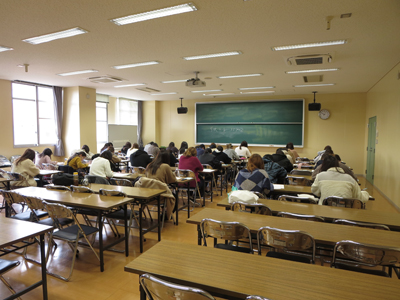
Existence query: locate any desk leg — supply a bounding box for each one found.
[98,211,104,272]
[158,196,161,242]
[40,233,48,300]
[187,183,190,219]
[202,180,206,207]
[124,204,129,257]
[174,187,179,225]
[197,224,202,245]
[139,204,143,253]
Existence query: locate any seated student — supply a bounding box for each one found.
[178,147,204,191]
[166,142,179,157]
[312,152,357,181]
[286,142,300,161]
[311,156,369,205]
[196,144,205,157]
[11,148,40,187]
[263,156,287,184]
[36,148,57,169]
[130,146,152,168]
[144,141,154,153]
[234,154,273,195]
[120,142,132,155]
[199,148,222,170]
[161,148,178,167]
[67,151,89,171]
[146,151,177,184]
[235,141,251,158]
[89,150,114,179]
[107,146,121,164]
[178,141,188,158]
[126,143,139,159]
[314,145,333,163]
[224,143,240,160]
[263,149,293,173]
[315,149,334,168]
[81,145,95,159]
[210,143,217,149]
[213,145,232,164]
[100,142,113,153]
[147,143,160,157]
[276,147,295,164]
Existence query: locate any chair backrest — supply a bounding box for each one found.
[323,196,365,209]
[202,164,213,169]
[333,219,390,230]
[0,169,11,179]
[109,178,134,187]
[130,166,146,175]
[46,185,71,191]
[253,191,266,199]
[7,171,28,184]
[10,155,21,164]
[24,195,46,210]
[231,201,272,216]
[246,296,271,300]
[332,240,400,268]
[42,163,58,170]
[289,170,312,176]
[257,226,315,263]
[139,273,216,300]
[70,185,93,193]
[200,218,253,251]
[44,202,76,229]
[0,155,12,167]
[175,169,195,178]
[278,195,318,204]
[287,176,311,186]
[277,211,325,222]
[0,190,25,205]
[99,189,126,197]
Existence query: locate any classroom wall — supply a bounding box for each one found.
[78,87,97,153]
[143,93,367,175]
[365,62,400,208]
[108,96,117,124]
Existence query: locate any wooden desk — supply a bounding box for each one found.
[112,172,140,180]
[89,184,165,253]
[217,198,400,231]
[116,158,130,172]
[187,208,400,249]
[125,240,400,300]
[15,186,132,272]
[271,184,314,196]
[0,218,52,300]
[288,174,312,181]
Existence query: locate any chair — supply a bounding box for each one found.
[10,155,21,164]
[278,195,318,204]
[331,240,400,278]
[139,273,216,300]
[109,178,133,186]
[289,169,312,176]
[46,185,71,191]
[85,175,110,185]
[176,169,201,207]
[59,165,74,174]
[130,166,146,175]
[287,176,311,186]
[322,196,365,209]
[231,201,272,216]
[200,218,253,254]
[0,259,21,299]
[246,296,271,300]
[0,155,11,168]
[333,219,390,230]
[277,211,325,222]
[44,202,100,281]
[0,190,31,220]
[257,226,316,264]
[6,171,29,187]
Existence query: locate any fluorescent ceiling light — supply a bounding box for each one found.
[240,91,275,94]
[0,46,13,52]
[191,89,222,93]
[23,27,88,45]
[203,93,234,96]
[114,83,146,88]
[238,86,275,90]
[57,69,98,76]
[286,68,339,74]
[110,3,197,25]
[113,61,160,69]
[293,83,335,87]
[272,40,347,51]
[183,51,242,61]
[150,92,177,95]
[217,73,263,79]
[161,79,188,83]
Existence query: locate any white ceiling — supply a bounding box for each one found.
[1,0,399,101]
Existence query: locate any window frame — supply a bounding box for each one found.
[96,101,109,153]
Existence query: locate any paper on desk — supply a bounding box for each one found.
[273,184,284,190]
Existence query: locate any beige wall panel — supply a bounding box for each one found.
[78,87,97,152]
[142,101,157,145]
[62,87,80,157]
[108,96,117,124]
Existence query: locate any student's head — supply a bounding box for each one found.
[152,143,159,148]
[168,142,175,148]
[217,145,223,152]
[152,147,160,157]
[247,154,264,172]
[124,142,132,149]
[276,149,285,156]
[101,142,112,151]
[108,146,115,153]
[147,151,171,175]
[183,147,197,157]
[320,155,340,172]
[286,142,294,150]
[210,143,216,149]
[77,151,87,160]
[240,141,248,149]
[205,148,212,154]
[149,141,154,145]
[100,150,113,161]
[39,148,53,158]
[16,148,36,165]
[200,144,205,149]
[131,143,139,150]
[180,141,188,150]
[324,145,332,152]
[321,152,333,161]
[82,145,90,153]
[226,143,233,149]
[335,154,342,162]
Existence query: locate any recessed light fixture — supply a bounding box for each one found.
[161,79,188,83]
[114,83,146,88]
[110,3,197,25]
[272,40,347,51]
[238,86,275,90]
[217,73,263,79]
[22,27,88,45]
[191,89,222,93]
[293,83,335,87]
[183,51,242,61]
[150,92,177,95]
[203,93,234,96]
[286,68,339,74]
[240,91,275,94]
[0,46,13,52]
[57,69,98,76]
[113,61,160,69]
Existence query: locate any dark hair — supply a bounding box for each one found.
[335,154,341,162]
[320,156,342,173]
[324,145,332,152]
[130,143,139,150]
[180,141,188,150]
[101,143,112,152]
[67,151,86,165]
[210,143,216,149]
[239,141,248,150]
[247,154,264,172]
[146,151,170,175]
[153,143,159,147]
[276,149,285,156]
[123,142,132,149]
[39,148,53,158]
[183,147,197,157]
[286,142,294,150]
[205,148,212,154]
[16,148,36,165]
[82,145,90,153]
[100,150,113,161]
[168,142,175,148]
[321,152,333,161]
[200,144,205,149]
[108,146,115,153]
[226,143,233,149]
[217,145,223,152]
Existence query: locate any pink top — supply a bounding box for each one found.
[36,155,57,169]
[178,155,203,187]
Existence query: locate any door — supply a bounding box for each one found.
[366,116,376,184]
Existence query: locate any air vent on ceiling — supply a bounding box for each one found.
[287,54,332,66]
[88,76,125,84]
[136,87,161,93]
[303,75,323,83]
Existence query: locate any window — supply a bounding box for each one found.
[96,102,108,152]
[118,98,138,125]
[12,82,57,146]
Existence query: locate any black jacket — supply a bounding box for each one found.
[199,153,222,170]
[130,150,152,168]
[168,152,178,167]
[212,151,232,164]
[263,153,293,173]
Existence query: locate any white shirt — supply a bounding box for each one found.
[235,146,251,158]
[89,157,114,178]
[126,148,138,159]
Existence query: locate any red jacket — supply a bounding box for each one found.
[178,156,203,187]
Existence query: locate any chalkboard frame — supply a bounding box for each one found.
[195,99,304,147]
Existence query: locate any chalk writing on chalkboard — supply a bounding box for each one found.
[210,127,243,133]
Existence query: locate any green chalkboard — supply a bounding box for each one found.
[195,100,304,146]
